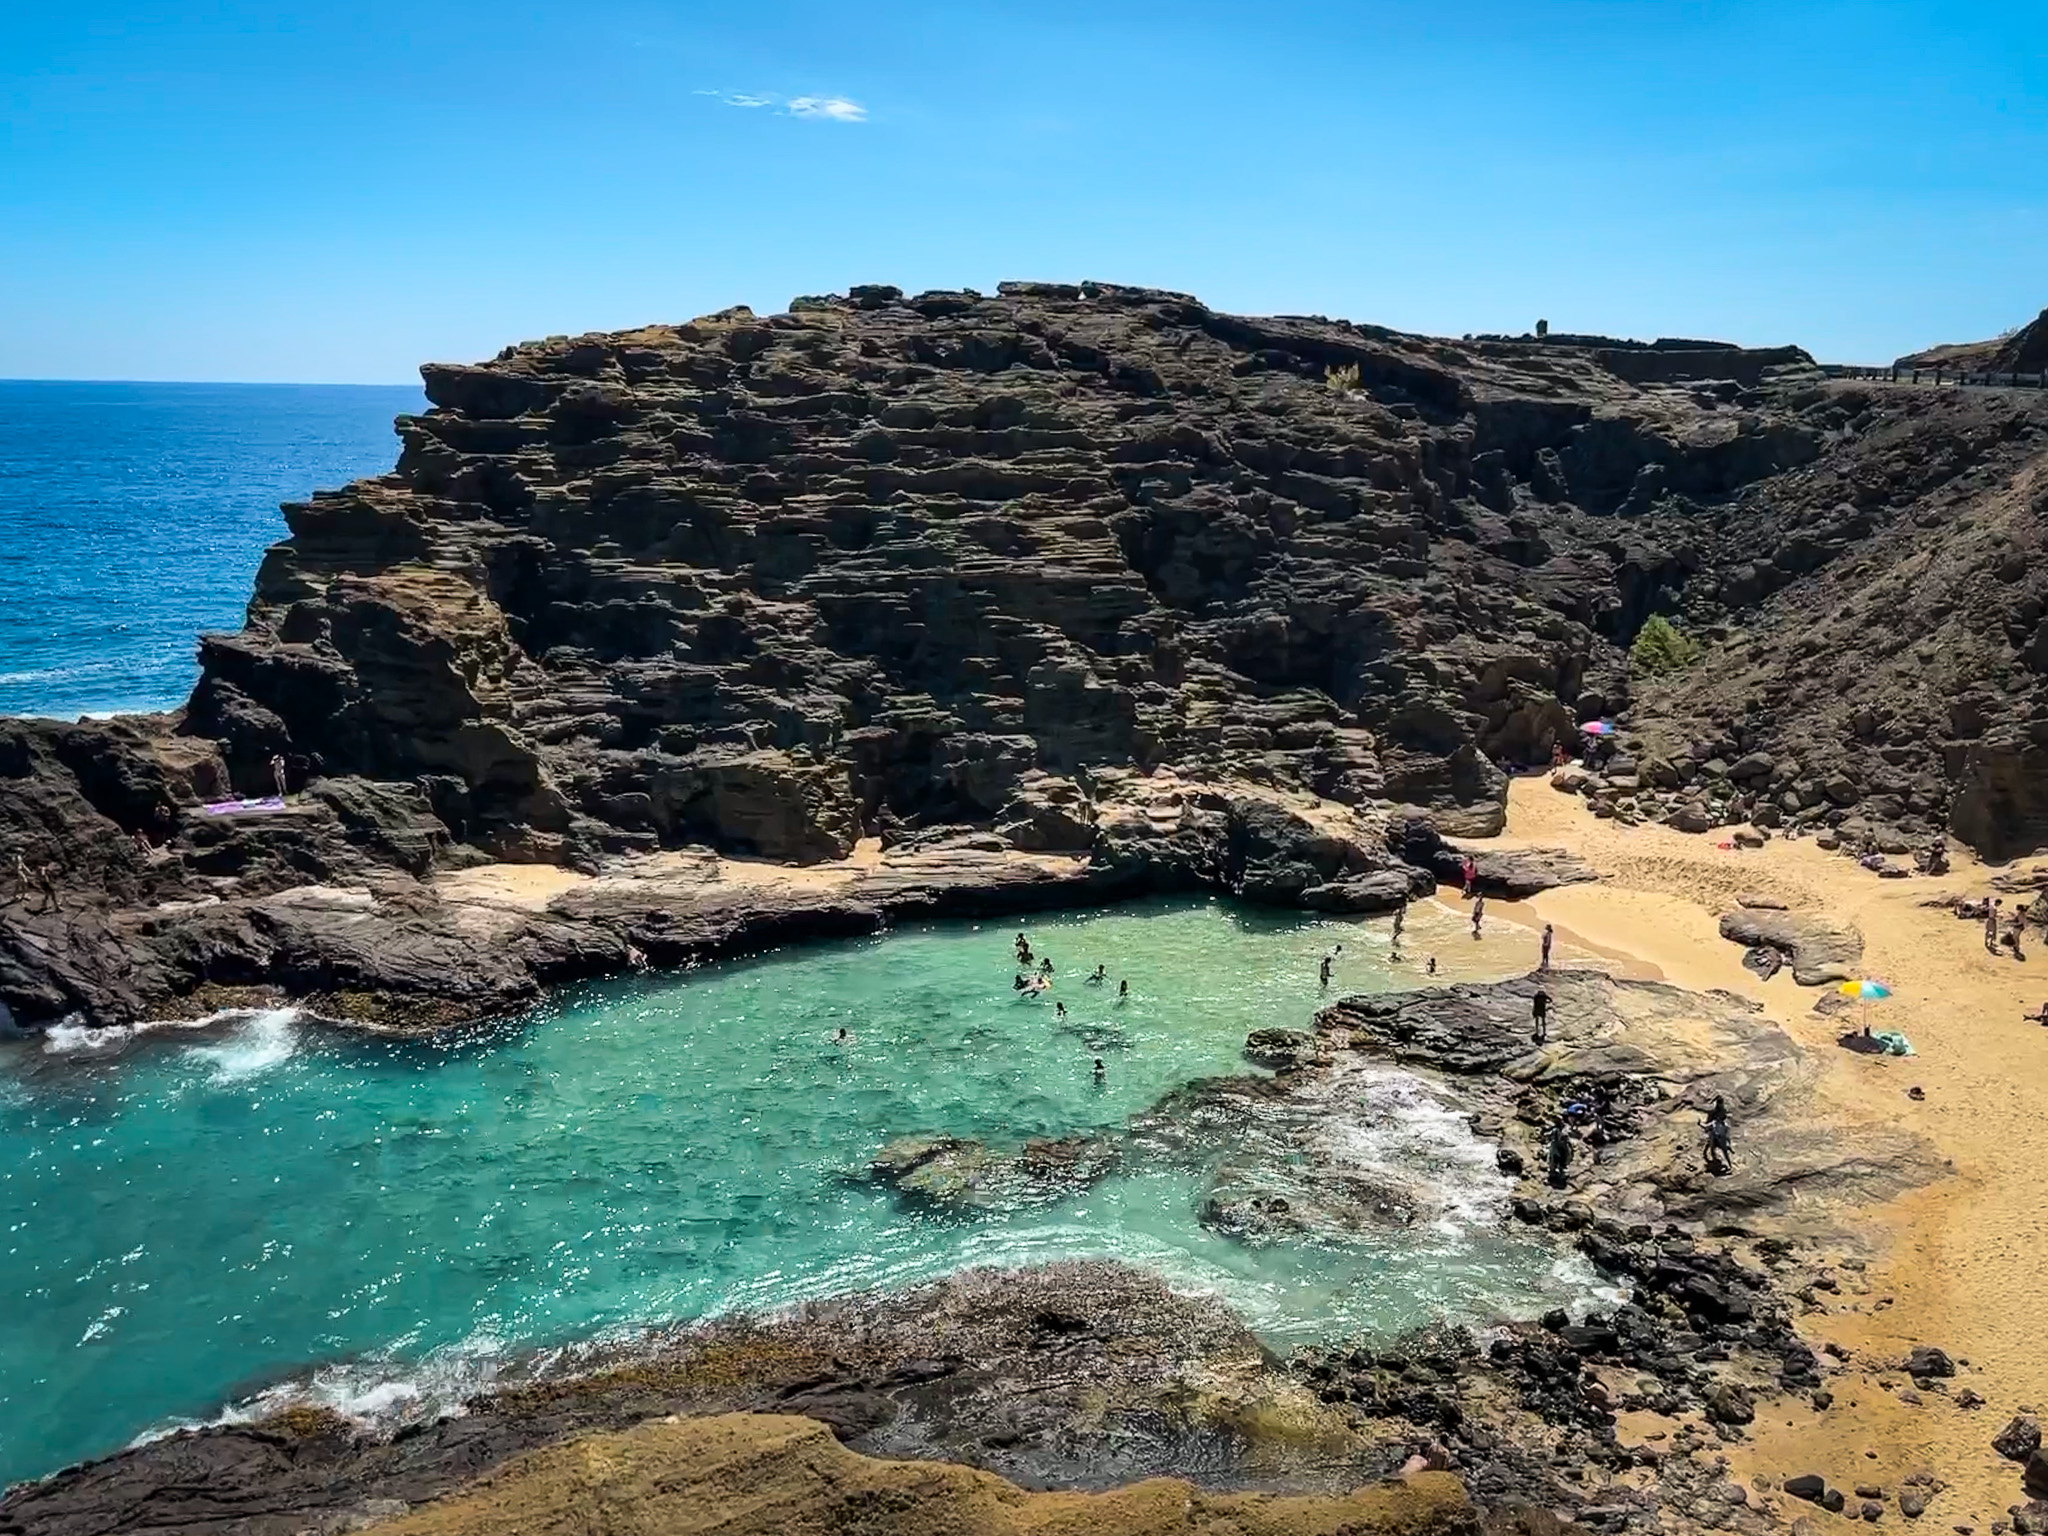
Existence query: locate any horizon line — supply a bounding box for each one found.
[0,375,423,390]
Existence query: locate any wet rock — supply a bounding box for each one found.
[1243,1027,1317,1070]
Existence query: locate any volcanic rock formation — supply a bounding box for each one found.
[7,282,2048,1030]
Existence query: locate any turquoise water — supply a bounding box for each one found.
[0,898,1580,1485]
[0,380,422,720]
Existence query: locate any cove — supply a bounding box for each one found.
[0,897,1585,1486]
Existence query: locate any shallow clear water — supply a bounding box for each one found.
[0,897,1581,1485]
[0,380,422,719]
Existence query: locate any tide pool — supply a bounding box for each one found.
[0,897,1581,1485]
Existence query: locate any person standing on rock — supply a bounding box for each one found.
[1704,1097,1734,1175]
[1470,893,1486,939]
[1532,987,1552,1045]
[1540,923,1555,970]
[1545,1121,1573,1188]
[1461,856,1479,899]
[269,753,288,801]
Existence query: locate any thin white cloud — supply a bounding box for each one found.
[699,90,868,122]
[787,95,866,122]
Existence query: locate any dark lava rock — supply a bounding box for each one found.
[1996,1416,2044,1463]
[1787,1474,1830,1502]
[1902,1490,1933,1518]
[1906,1345,1956,1379]
[2027,1448,2048,1499]
[1243,1026,1317,1070]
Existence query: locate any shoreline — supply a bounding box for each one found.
[6,778,2044,1528]
[1480,777,2048,1525]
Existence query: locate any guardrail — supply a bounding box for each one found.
[1825,363,2048,390]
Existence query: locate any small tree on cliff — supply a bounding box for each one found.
[1630,614,1701,677]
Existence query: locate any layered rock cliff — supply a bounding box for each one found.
[8,281,2048,1031]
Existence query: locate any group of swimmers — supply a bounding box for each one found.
[1012,933,1122,1079]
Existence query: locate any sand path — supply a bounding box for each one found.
[1486,778,2048,1521]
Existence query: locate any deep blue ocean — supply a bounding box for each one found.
[0,380,425,720]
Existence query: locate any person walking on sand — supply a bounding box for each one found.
[1540,923,1554,971]
[1470,893,1486,939]
[1461,855,1479,899]
[1426,956,1437,976]
[1986,899,2003,953]
[1531,987,1551,1045]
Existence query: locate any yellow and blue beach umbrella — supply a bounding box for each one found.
[1838,980,1893,1000]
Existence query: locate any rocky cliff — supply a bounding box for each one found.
[7,281,2047,1030]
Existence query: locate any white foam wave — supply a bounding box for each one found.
[184,1008,301,1082]
[1307,1062,1510,1236]
[41,1006,303,1073]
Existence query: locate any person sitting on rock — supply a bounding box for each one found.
[1545,1121,1573,1188]
[1532,988,1552,1044]
[1087,964,1107,985]
[1704,1097,1734,1175]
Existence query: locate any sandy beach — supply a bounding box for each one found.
[1474,777,2048,1523]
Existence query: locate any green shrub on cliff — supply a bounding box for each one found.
[1325,363,1360,393]
[1630,614,1701,676]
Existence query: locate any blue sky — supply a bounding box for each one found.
[3,1,2044,381]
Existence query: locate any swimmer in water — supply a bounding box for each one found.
[1055,1000,1067,1020]
[1038,956,1054,977]
[1319,952,1333,988]
[1088,964,1107,985]
[1427,956,1438,975]
[1117,979,1129,1003]
[835,1026,851,1044]
[1093,1057,1106,1080]
[1014,973,1030,991]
